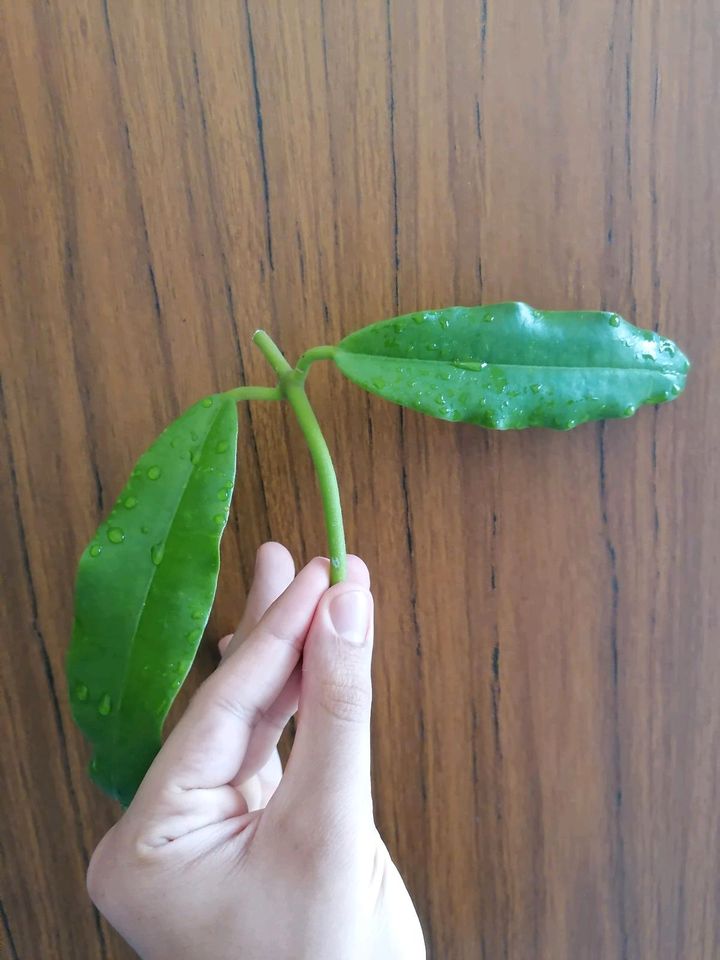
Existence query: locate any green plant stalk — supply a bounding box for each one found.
[224,385,282,402]
[252,330,347,584]
[296,345,337,374]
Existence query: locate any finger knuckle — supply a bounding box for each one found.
[319,668,372,723]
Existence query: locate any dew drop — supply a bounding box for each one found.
[186,628,202,646]
[201,397,214,408]
[608,315,620,327]
[438,315,450,329]
[124,496,138,510]
[190,431,199,442]
[142,664,150,674]
[217,487,230,501]
[141,525,150,535]
[147,466,161,481]
[107,527,125,544]
[213,513,225,525]
[190,450,200,465]
[530,384,542,394]
[191,609,205,620]
[75,682,89,701]
[216,440,229,454]
[623,405,635,417]
[642,353,655,362]
[670,383,681,396]
[89,543,102,558]
[98,693,112,716]
[150,542,164,565]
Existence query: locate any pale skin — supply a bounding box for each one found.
[87,542,426,959]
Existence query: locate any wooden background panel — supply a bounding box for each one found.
[1,1,718,958]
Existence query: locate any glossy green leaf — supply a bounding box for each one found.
[67,394,239,805]
[333,302,689,429]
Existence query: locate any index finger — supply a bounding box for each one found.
[136,557,331,797]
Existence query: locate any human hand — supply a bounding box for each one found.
[87,543,425,959]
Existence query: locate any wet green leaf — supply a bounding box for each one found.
[67,395,238,805]
[333,302,689,429]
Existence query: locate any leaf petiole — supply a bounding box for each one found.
[224,386,282,402]
[296,345,337,374]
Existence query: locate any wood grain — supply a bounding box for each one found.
[1,1,718,957]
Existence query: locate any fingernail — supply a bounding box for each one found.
[329,589,369,645]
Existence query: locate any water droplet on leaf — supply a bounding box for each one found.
[190,450,200,465]
[213,513,225,525]
[216,440,229,453]
[89,543,102,558]
[608,315,620,327]
[107,527,125,544]
[147,466,161,481]
[191,609,205,620]
[75,683,89,701]
[150,542,164,565]
[98,693,112,716]
[202,397,214,407]
[124,496,138,509]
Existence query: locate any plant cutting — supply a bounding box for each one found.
[67,301,689,806]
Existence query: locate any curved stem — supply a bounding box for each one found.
[224,386,282,402]
[252,330,346,584]
[296,344,337,375]
[284,373,346,583]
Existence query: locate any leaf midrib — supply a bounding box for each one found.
[337,351,684,374]
[108,401,227,791]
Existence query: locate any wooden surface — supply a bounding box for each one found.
[1,2,718,957]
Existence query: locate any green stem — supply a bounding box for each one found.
[225,386,282,402]
[252,330,347,584]
[284,373,346,583]
[296,345,337,374]
[252,329,294,378]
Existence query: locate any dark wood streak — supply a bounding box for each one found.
[385,0,400,313]
[187,37,273,548]
[101,1,179,414]
[244,0,274,272]
[0,381,109,960]
[0,899,20,960]
[598,421,629,960]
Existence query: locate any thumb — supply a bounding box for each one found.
[273,583,374,824]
